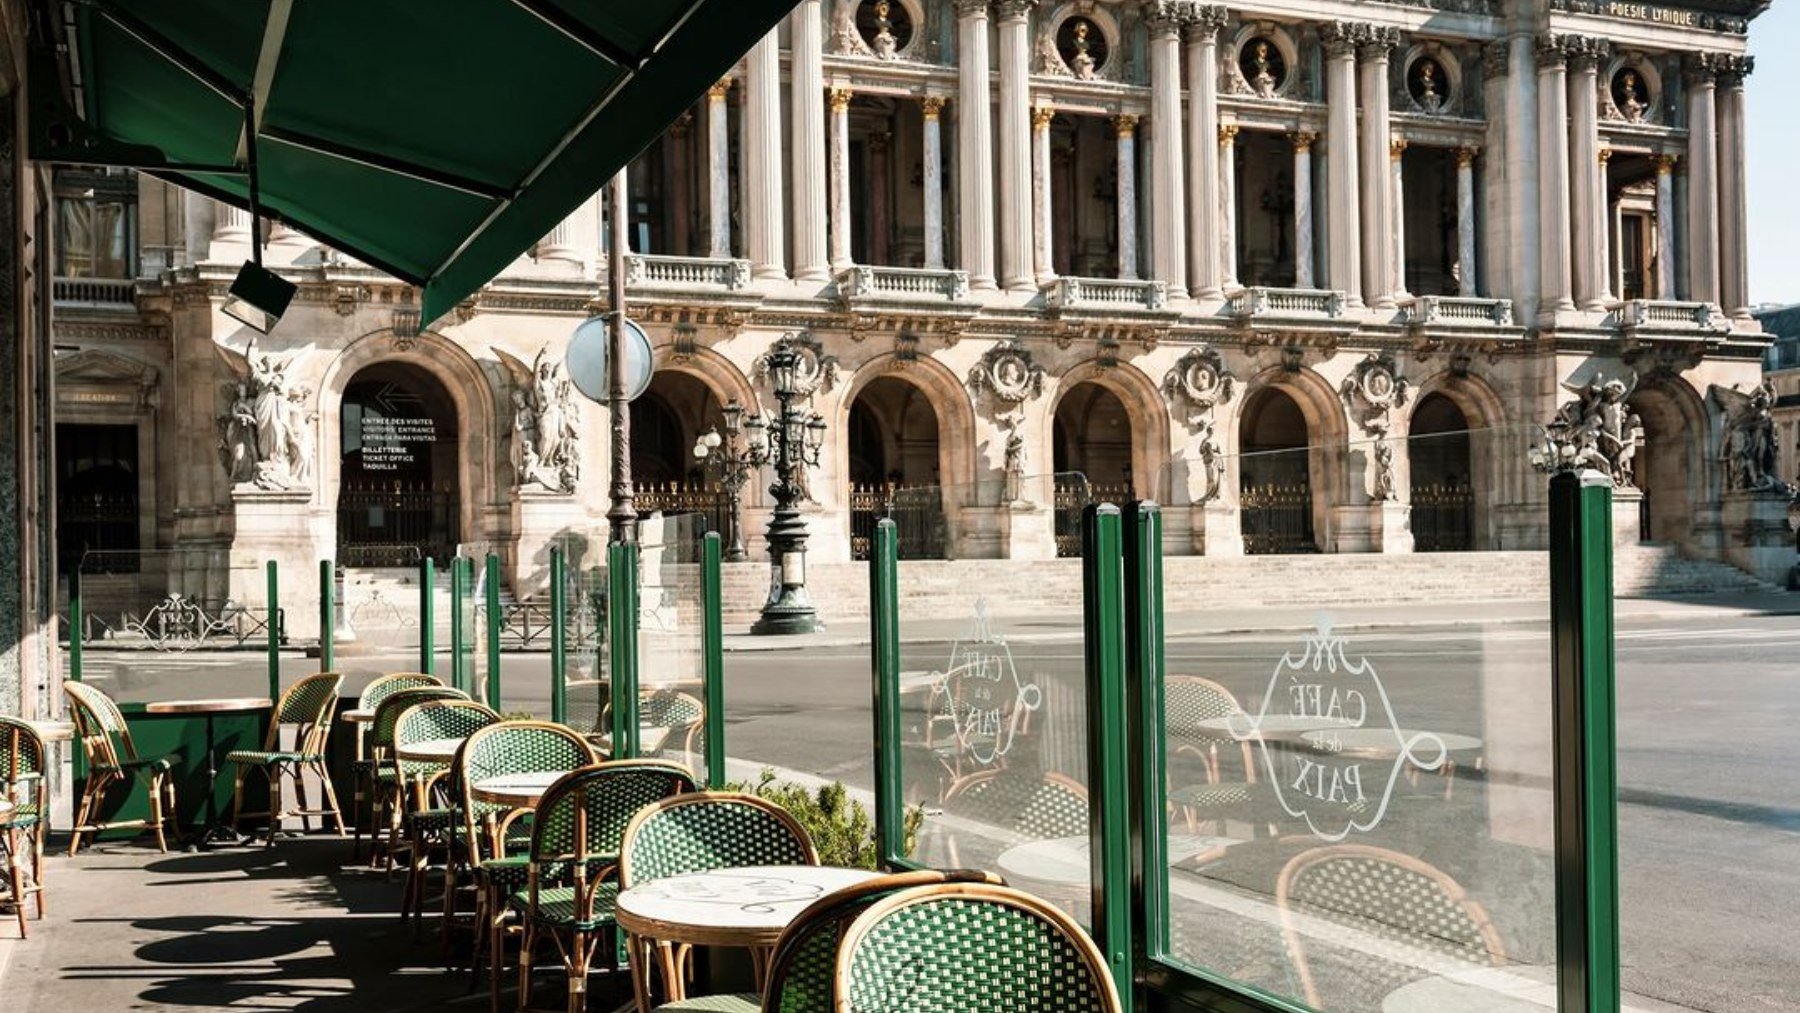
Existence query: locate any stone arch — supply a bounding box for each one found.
[1045,359,1172,501]
[317,329,501,552]
[1231,365,1349,551]
[832,352,979,498]
[647,343,759,415]
[1629,372,1710,551]
[1407,369,1509,550]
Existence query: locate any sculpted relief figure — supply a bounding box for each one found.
[498,345,582,493]
[1536,374,1639,485]
[1712,382,1784,494]
[216,340,315,491]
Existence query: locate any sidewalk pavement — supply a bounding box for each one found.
[0,837,606,1012]
[720,588,1800,652]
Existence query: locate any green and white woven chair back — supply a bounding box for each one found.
[565,679,606,736]
[460,721,594,827]
[761,870,1004,1013]
[64,680,131,765]
[1277,845,1506,980]
[621,792,816,887]
[638,689,703,729]
[358,672,443,712]
[1165,676,1250,753]
[531,760,696,867]
[373,687,466,750]
[945,770,1088,840]
[276,672,344,754]
[395,700,498,781]
[0,716,46,783]
[838,884,1121,1013]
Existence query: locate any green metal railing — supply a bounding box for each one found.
[550,546,568,725]
[608,541,639,759]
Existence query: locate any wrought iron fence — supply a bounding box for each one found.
[635,482,730,543]
[850,483,947,560]
[1053,475,1132,557]
[1411,481,1475,552]
[1240,481,1316,555]
[336,481,458,565]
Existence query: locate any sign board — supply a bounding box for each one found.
[358,414,437,471]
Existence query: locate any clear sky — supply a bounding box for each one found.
[1748,2,1797,305]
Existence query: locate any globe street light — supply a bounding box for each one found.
[692,398,753,562]
[749,342,826,635]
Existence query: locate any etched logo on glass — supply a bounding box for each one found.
[1226,617,1450,842]
[928,598,1043,767]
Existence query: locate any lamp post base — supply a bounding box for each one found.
[751,596,822,636]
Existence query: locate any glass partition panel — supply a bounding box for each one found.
[634,512,710,776]
[564,536,611,738]
[1614,396,1795,1012]
[335,552,426,700]
[895,475,1096,927]
[1152,427,1555,1013]
[63,550,291,703]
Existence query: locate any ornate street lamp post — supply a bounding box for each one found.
[748,343,826,635]
[692,398,753,563]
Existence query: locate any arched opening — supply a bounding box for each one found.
[55,423,140,573]
[1409,393,1474,552]
[631,370,726,526]
[847,375,945,559]
[1052,382,1136,557]
[337,362,460,566]
[1629,383,1700,547]
[1238,386,1316,553]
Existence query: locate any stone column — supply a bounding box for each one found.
[955,1,997,290]
[1654,154,1678,299]
[1116,115,1141,280]
[706,80,732,258]
[1536,37,1574,314]
[1187,7,1228,299]
[790,0,830,283]
[1717,56,1753,320]
[1032,105,1055,282]
[1390,138,1408,298]
[1218,123,1238,288]
[1293,132,1316,288]
[1321,23,1361,302]
[668,114,695,255]
[922,97,947,270]
[1568,42,1610,310]
[1456,147,1479,297]
[182,190,213,264]
[1358,29,1399,308]
[995,0,1037,292]
[1685,53,1721,306]
[745,30,787,281]
[538,193,600,269]
[829,87,854,272]
[870,131,893,265]
[209,198,253,262]
[1146,7,1186,297]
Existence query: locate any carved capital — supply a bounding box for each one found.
[1390,137,1408,161]
[1716,53,1754,88]
[1682,51,1721,87]
[1291,130,1317,153]
[1032,105,1055,131]
[1141,0,1185,36]
[1358,26,1401,62]
[1320,22,1361,60]
[1185,5,1229,42]
[1218,122,1238,145]
[707,79,732,101]
[1115,114,1140,138]
[952,0,990,19]
[1535,35,1568,71]
[993,0,1037,22]
[1652,153,1679,174]
[1598,148,1613,166]
[829,87,853,114]
[1481,40,1509,81]
[1455,146,1479,168]
[921,95,947,118]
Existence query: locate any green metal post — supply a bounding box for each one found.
[67,567,83,682]
[608,542,640,759]
[266,561,281,703]
[1550,470,1621,1013]
[869,519,908,867]
[318,559,334,672]
[450,557,468,695]
[420,557,436,676]
[550,547,567,726]
[1123,502,1169,964]
[485,553,502,712]
[701,533,727,788]
[1082,505,1134,1012]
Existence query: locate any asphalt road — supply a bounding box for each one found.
[68,609,1800,1013]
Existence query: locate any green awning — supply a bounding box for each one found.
[32,0,794,322]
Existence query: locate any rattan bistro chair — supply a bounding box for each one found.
[455,721,597,1012]
[0,717,49,936]
[1275,844,1507,1008]
[652,870,1007,1013]
[620,792,818,1009]
[64,680,180,855]
[1164,676,1273,836]
[394,699,500,929]
[352,672,444,859]
[370,686,469,867]
[226,671,348,845]
[834,882,1122,1013]
[510,761,697,1013]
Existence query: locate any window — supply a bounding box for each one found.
[53,168,137,279]
[56,423,140,573]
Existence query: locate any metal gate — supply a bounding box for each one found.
[337,481,459,566]
[851,484,946,560]
[1240,482,1315,554]
[1054,475,1133,557]
[1411,481,1474,552]
[635,482,731,542]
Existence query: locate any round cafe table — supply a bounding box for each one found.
[339,709,375,725]
[1195,714,1357,739]
[469,771,565,808]
[616,865,881,1007]
[144,697,272,848]
[395,737,466,765]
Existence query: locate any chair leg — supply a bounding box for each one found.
[516,919,534,1012]
[230,766,247,833]
[564,927,587,1013]
[148,773,169,853]
[67,782,96,857]
[294,765,312,834]
[8,826,26,938]
[315,761,348,837]
[266,768,284,846]
[489,895,509,1013]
